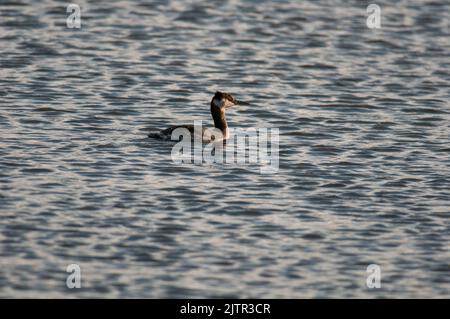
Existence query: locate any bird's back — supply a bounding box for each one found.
[149,125,210,141]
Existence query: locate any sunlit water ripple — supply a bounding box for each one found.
[0,0,449,298]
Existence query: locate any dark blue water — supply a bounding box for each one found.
[0,0,449,298]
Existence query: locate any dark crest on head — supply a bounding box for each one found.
[214,91,236,104]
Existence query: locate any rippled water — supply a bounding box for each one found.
[1,0,449,298]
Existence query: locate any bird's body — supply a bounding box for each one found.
[151,125,213,141]
[148,91,249,142]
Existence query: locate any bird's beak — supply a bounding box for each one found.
[235,100,250,106]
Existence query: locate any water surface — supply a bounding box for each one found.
[0,0,449,298]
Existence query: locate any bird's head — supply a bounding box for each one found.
[211,91,250,110]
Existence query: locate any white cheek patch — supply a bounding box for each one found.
[223,99,235,108]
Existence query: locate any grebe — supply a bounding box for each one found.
[148,91,250,142]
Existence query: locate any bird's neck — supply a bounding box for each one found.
[210,103,228,137]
